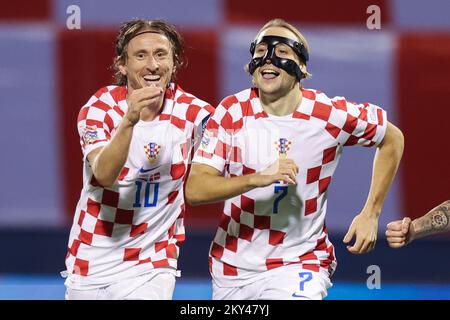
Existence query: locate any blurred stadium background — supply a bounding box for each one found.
[1,0,450,299]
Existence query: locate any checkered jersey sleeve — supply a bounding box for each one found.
[192,103,233,173]
[77,90,116,159]
[192,103,215,154]
[330,97,387,147]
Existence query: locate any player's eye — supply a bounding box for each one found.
[155,50,169,60]
[255,44,267,53]
[276,47,288,55]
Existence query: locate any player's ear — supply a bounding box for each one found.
[118,63,127,76]
[299,63,307,74]
[116,56,127,76]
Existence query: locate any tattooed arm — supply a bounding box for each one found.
[385,200,450,248]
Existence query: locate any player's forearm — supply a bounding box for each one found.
[185,172,259,205]
[91,120,134,187]
[412,200,450,240]
[363,123,404,217]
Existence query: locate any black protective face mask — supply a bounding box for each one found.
[248,35,309,81]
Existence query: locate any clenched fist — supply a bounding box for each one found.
[385,217,414,248]
[125,86,164,125]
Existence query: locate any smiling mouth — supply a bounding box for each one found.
[261,69,280,80]
[143,75,161,86]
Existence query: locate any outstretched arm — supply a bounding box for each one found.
[344,122,404,254]
[185,160,298,205]
[386,200,450,248]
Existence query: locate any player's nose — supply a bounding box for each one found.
[146,56,159,71]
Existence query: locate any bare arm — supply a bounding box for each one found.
[185,160,299,206]
[88,120,134,187]
[362,122,405,216]
[386,200,450,248]
[88,86,163,187]
[344,121,405,253]
[412,200,450,239]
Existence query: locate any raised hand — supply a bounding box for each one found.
[125,86,164,125]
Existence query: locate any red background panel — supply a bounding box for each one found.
[57,29,117,223]
[397,33,450,219]
[0,0,50,21]
[58,28,221,227]
[225,0,390,25]
[177,30,220,107]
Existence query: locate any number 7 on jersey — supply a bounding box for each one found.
[273,185,288,214]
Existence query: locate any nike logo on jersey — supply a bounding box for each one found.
[139,165,162,173]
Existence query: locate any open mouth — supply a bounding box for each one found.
[143,75,161,86]
[261,69,280,80]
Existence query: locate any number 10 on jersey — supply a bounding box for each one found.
[133,181,159,207]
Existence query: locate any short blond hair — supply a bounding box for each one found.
[247,18,312,79]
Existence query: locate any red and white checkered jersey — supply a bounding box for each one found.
[193,87,387,287]
[65,83,214,287]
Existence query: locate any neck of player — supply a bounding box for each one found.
[259,83,302,116]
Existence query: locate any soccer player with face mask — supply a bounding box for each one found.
[186,18,404,300]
